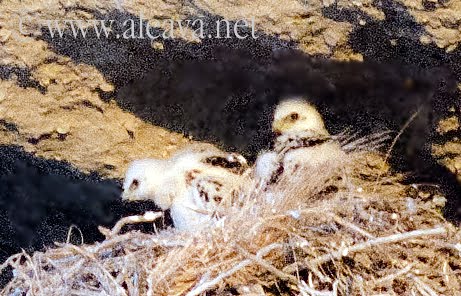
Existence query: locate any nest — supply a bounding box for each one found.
[1,147,460,295]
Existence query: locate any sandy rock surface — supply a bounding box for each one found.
[0,0,192,178]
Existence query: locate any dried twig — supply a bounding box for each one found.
[299,279,339,296]
[328,213,375,239]
[374,264,414,284]
[285,227,446,273]
[66,224,84,245]
[98,211,163,238]
[186,243,282,296]
[373,109,421,192]
[236,244,298,284]
[408,274,439,296]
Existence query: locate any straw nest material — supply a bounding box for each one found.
[1,137,461,296]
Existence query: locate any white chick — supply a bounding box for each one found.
[122,143,248,231]
[255,98,344,184]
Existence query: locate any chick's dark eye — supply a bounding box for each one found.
[130,179,139,190]
[290,113,299,120]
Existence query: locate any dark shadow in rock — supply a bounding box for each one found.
[0,145,165,286]
[0,120,19,133]
[0,65,47,94]
[323,0,461,221]
[39,9,451,150]
[37,8,459,217]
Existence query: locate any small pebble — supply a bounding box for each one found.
[151,41,164,50]
[433,195,447,207]
[288,210,300,219]
[418,191,431,199]
[352,0,362,6]
[420,35,431,44]
[56,126,70,134]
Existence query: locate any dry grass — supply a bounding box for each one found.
[1,143,460,295]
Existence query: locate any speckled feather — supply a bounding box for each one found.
[122,143,249,231]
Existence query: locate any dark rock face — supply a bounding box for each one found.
[0,145,166,285]
[0,145,120,254]
[40,8,457,158]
